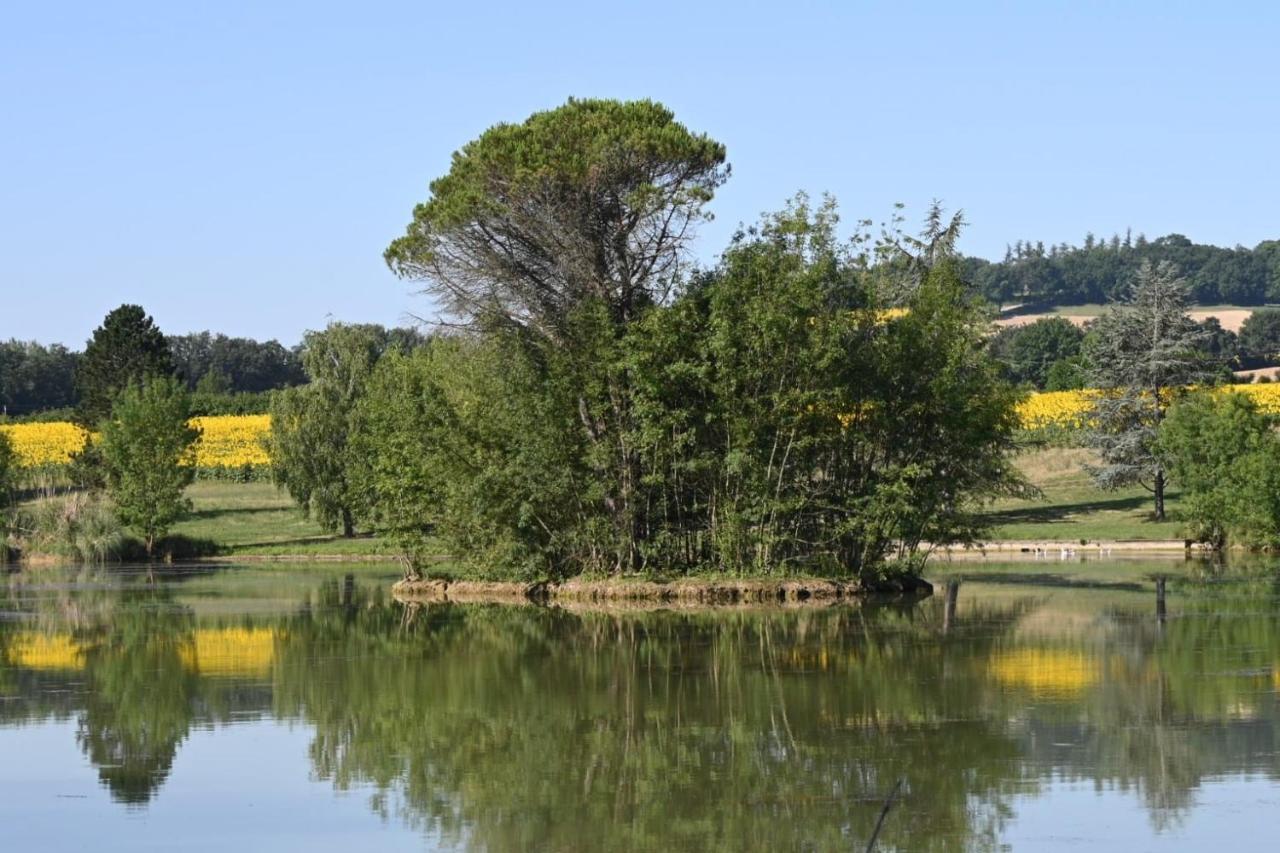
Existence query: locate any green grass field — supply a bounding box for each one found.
[981,446,1185,542]
[176,447,1183,557]
[172,481,395,557]
[13,449,1183,562]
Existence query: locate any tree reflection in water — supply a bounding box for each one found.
[3,569,1280,849]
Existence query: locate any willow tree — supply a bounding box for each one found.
[1085,261,1217,519]
[269,324,403,537]
[385,99,728,572]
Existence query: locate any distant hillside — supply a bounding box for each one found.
[963,233,1280,307]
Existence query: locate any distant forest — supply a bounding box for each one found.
[964,233,1280,307]
[6,233,1280,415]
[0,333,306,416]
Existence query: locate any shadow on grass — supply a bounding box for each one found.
[227,533,378,552]
[948,572,1147,592]
[187,504,290,520]
[987,494,1162,526]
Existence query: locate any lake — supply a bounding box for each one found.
[3,559,1280,851]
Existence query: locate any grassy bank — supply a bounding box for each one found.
[7,449,1192,566]
[981,446,1185,543]
[171,482,395,558]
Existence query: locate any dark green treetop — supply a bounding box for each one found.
[1238,308,1280,362]
[989,317,1085,389]
[385,98,729,339]
[76,305,174,425]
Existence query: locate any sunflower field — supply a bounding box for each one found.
[6,383,1280,472]
[1013,383,1280,431]
[0,414,271,478]
[0,422,91,467]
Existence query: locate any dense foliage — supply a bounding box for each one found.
[385,98,731,574]
[0,340,79,417]
[1157,392,1280,548]
[0,431,14,544]
[989,317,1086,389]
[1238,308,1280,362]
[168,332,307,394]
[268,324,413,536]
[76,305,176,426]
[968,232,1280,307]
[368,160,1027,582]
[99,377,201,555]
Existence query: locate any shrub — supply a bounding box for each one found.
[17,492,125,564]
[100,378,201,556]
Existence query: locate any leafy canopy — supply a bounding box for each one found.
[269,324,414,537]
[385,98,729,337]
[1158,392,1280,547]
[99,376,200,556]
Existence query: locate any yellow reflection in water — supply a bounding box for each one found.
[989,648,1099,698]
[178,627,278,677]
[5,632,86,671]
[5,628,279,678]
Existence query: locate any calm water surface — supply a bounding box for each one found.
[3,560,1280,851]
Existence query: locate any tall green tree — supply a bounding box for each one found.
[361,196,1026,581]
[268,324,403,537]
[385,98,728,572]
[76,305,174,425]
[989,317,1086,388]
[99,376,201,556]
[1157,391,1280,548]
[1085,261,1218,519]
[1237,308,1280,363]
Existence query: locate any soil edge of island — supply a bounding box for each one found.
[391,574,934,606]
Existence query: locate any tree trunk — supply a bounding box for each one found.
[1153,468,1166,521]
[341,507,355,538]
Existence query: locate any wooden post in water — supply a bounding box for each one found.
[1155,576,1167,627]
[342,572,356,622]
[943,581,959,634]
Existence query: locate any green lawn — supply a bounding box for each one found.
[981,446,1187,542]
[178,450,1187,556]
[173,481,396,557]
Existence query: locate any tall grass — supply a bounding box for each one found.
[17,492,125,564]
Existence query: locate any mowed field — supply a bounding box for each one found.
[172,481,394,558]
[179,448,1185,555]
[995,304,1262,332]
[981,446,1184,542]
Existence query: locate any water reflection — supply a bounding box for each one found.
[3,565,1280,849]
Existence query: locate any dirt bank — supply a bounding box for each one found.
[392,574,933,606]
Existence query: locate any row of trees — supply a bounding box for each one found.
[991,305,1280,391]
[967,232,1280,307]
[269,99,1029,583]
[1056,259,1280,544]
[0,323,309,417]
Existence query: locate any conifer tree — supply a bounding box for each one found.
[76,305,174,425]
[1085,261,1218,519]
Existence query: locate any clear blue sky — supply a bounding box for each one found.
[3,1,1277,346]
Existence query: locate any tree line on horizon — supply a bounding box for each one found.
[964,231,1280,308]
[989,307,1280,392]
[9,234,1280,416]
[0,322,424,418]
